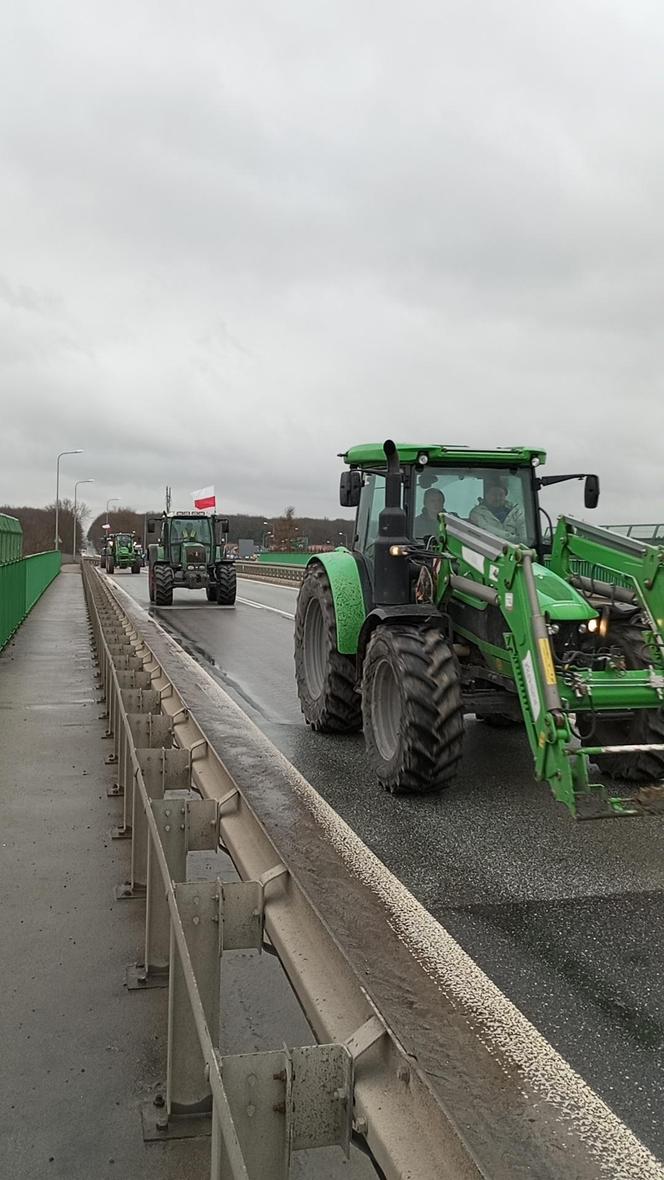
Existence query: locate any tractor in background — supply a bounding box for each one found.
[145,512,236,606]
[104,532,142,575]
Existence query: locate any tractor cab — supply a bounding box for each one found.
[340,443,600,562]
[165,513,214,570]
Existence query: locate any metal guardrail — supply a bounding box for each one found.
[235,561,304,584]
[606,523,664,542]
[82,560,664,1180]
[83,561,468,1178]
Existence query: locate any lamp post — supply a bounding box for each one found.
[106,497,119,526]
[55,449,83,550]
[72,479,94,559]
[262,521,270,548]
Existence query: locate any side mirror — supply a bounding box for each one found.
[214,518,229,544]
[146,517,159,537]
[340,470,362,508]
[584,474,600,509]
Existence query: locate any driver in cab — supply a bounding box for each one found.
[470,475,526,543]
[414,488,445,542]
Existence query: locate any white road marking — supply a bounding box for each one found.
[237,596,295,620]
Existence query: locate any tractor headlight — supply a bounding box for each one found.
[389,544,409,557]
[586,612,609,639]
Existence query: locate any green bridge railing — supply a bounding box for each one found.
[0,513,61,651]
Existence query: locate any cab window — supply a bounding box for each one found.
[412,466,536,546]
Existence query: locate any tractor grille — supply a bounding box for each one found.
[184,544,206,564]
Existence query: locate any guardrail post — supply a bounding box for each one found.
[127,790,189,990]
[140,879,221,1141]
[112,711,172,845]
[129,747,190,905]
[218,1043,352,1176]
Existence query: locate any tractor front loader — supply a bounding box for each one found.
[294,440,664,818]
[145,512,236,607]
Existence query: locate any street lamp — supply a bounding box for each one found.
[262,521,271,548]
[106,497,119,526]
[54,449,83,550]
[72,479,94,559]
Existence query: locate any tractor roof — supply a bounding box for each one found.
[163,511,213,519]
[342,443,546,467]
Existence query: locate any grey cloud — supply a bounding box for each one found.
[0,0,662,528]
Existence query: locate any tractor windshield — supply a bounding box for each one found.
[170,518,212,546]
[116,534,133,548]
[412,465,537,546]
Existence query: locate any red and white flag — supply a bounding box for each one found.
[192,485,216,513]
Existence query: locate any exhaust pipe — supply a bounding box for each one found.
[373,440,410,605]
[383,439,402,508]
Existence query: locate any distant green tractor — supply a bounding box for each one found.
[104,532,142,575]
[294,440,664,819]
[145,512,236,607]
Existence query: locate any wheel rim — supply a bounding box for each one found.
[372,658,402,761]
[303,597,326,698]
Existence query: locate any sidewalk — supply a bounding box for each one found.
[0,566,206,1179]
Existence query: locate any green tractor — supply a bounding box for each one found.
[294,441,664,818]
[145,512,236,607]
[104,532,142,575]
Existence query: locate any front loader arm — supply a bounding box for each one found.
[438,518,583,812]
[437,516,664,817]
[550,517,664,669]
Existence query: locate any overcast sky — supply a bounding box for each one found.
[1,0,663,526]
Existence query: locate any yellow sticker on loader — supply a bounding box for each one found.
[539,637,557,686]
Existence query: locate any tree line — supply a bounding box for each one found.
[87,506,355,551]
[2,502,356,557]
[0,500,88,557]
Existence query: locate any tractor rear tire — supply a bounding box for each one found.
[154,565,174,606]
[206,586,217,602]
[106,557,115,574]
[580,626,664,782]
[148,566,155,603]
[294,563,362,733]
[216,564,237,606]
[131,562,140,575]
[362,624,464,794]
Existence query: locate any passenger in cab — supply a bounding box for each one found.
[469,475,526,543]
[414,488,445,541]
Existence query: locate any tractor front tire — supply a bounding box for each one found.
[131,562,141,575]
[580,626,664,782]
[106,557,115,574]
[294,564,362,733]
[362,624,464,794]
[154,565,174,607]
[216,563,237,606]
[148,566,155,603]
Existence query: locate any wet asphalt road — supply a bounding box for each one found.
[112,569,664,1160]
